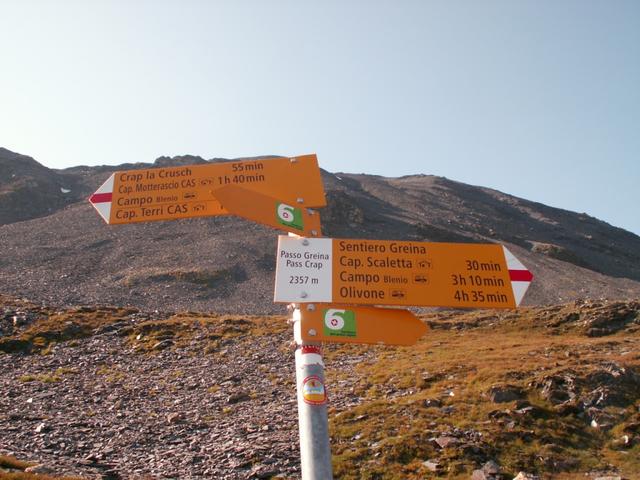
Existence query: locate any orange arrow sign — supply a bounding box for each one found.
[214,185,323,237]
[298,304,427,346]
[274,236,533,309]
[88,155,326,224]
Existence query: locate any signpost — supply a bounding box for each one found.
[89,154,326,227]
[89,153,535,480]
[213,185,323,237]
[297,304,426,346]
[274,236,533,309]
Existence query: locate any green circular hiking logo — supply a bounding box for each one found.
[276,202,304,230]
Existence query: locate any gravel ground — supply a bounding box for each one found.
[1,321,303,479]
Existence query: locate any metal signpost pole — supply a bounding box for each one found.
[292,305,333,480]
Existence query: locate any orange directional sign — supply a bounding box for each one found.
[298,304,427,346]
[88,155,326,225]
[274,236,533,309]
[214,185,323,237]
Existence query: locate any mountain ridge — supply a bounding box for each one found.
[1,147,639,313]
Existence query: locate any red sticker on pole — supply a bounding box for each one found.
[301,345,322,356]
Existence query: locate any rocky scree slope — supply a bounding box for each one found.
[1,147,640,313]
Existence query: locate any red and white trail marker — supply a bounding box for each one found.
[502,246,534,305]
[89,174,115,223]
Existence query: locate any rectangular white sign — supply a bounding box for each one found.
[274,236,333,302]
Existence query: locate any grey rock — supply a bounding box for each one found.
[435,436,459,449]
[483,460,500,474]
[422,398,442,408]
[247,464,280,478]
[25,464,55,474]
[513,473,540,480]
[94,322,127,335]
[538,374,576,404]
[514,405,545,418]
[471,469,494,480]
[227,392,251,404]
[166,412,185,424]
[152,339,174,350]
[487,384,524,403]
[423,459,441,472]
[101,470,122,480]
[35,422,50,433]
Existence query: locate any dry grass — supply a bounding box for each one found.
[0,456,32,471]
[325,305,640,479]
[125,312,288,353]
[1,303,289,355]
[0,474,85,480]
[0,455,85,480]
[0,306,140,354]
[17,367,78,384]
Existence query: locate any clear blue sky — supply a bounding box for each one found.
[1,1,638,234]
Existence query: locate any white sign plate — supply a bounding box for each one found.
[274,236,332,302]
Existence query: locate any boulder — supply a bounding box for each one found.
[487,384,524,403]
